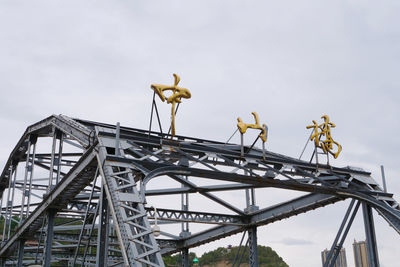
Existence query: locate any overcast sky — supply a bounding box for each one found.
[1,1,399,266]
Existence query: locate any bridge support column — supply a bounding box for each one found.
[180,171,190,267]
[97,186,110,267]
[362,203,380,267]
[43,209,56,267]
[182,248,189,267]
[248,227,258,267]
[17,239,25,267]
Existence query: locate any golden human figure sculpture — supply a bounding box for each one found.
[306,115,342,159]
[237,112,268,143]
[151,74,191,137]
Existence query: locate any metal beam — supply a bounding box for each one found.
[16,239,25,267]
[248,227,258,267]
[182,248,189,267]
[146,207,243,225]
[324,200,360,267]
[179,193,341,252]
[363,203,380,267]
[96,132,165,267]
[0,147,97,257]
[97,186,110,267]
[43,209,56,267]
[1,115,400,267]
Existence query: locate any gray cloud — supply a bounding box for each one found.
[1,1,400,267]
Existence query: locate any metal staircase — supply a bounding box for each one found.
[96,129,164,267]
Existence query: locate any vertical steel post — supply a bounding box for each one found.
[185,185,189,232]
[251,188,256,206]
[245,169,251,210]
[362,203,380,267]
[248,227,258,267]
[380,165,387,193]
[48,130,57,190]
[48,129,63,190]
[16,239,25,267]
[240,133,244,157]
[41,130,58,266]
[181,181,185,234]
[55,131,63,184]
[43,209,56,267]
[26,135,37,219]
[6,164,18,240]
[245,169,257,212]
[97,186,110,267]
[182,248,189,267]
[115,122,120,156]
[2,165,15,242]
[43,130,60,266]
[0,174,4,221]
[245,189,250,209]
[149,92,156,137]
[19,139,32,225]
[181,174,189,235]
[326,150,330,165]
[262,142,266,160]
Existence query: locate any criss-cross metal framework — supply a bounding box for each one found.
[0,115,399,266]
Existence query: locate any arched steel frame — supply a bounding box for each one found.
[0,115,398,266]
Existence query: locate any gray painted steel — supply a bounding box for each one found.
[363,203,380,267]
[248,227,258,267]
[0,115,398,266]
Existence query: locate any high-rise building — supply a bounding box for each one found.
[353,240,370,267]
[321,248,348,267]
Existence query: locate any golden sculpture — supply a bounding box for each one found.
[306,115,342,159]
[237,112,267,143]
[151,74,191,137]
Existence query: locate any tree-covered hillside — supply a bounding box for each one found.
[163,245,288,267]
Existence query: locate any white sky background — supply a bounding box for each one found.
[0,1,400,266]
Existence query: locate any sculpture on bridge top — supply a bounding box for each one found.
[236,111,268,159]
[151,73,191,137]
[237,112,268,143]
[306,115,342,159]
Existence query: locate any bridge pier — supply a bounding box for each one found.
[248,227,258,267]
[182,248,189,267]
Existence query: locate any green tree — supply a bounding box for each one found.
[198,245,288,267]
[163,252,198,267]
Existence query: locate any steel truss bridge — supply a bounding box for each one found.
[0,114,399,267]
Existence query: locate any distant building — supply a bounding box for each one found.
[353,240,370,267]
[321,248,347,267]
